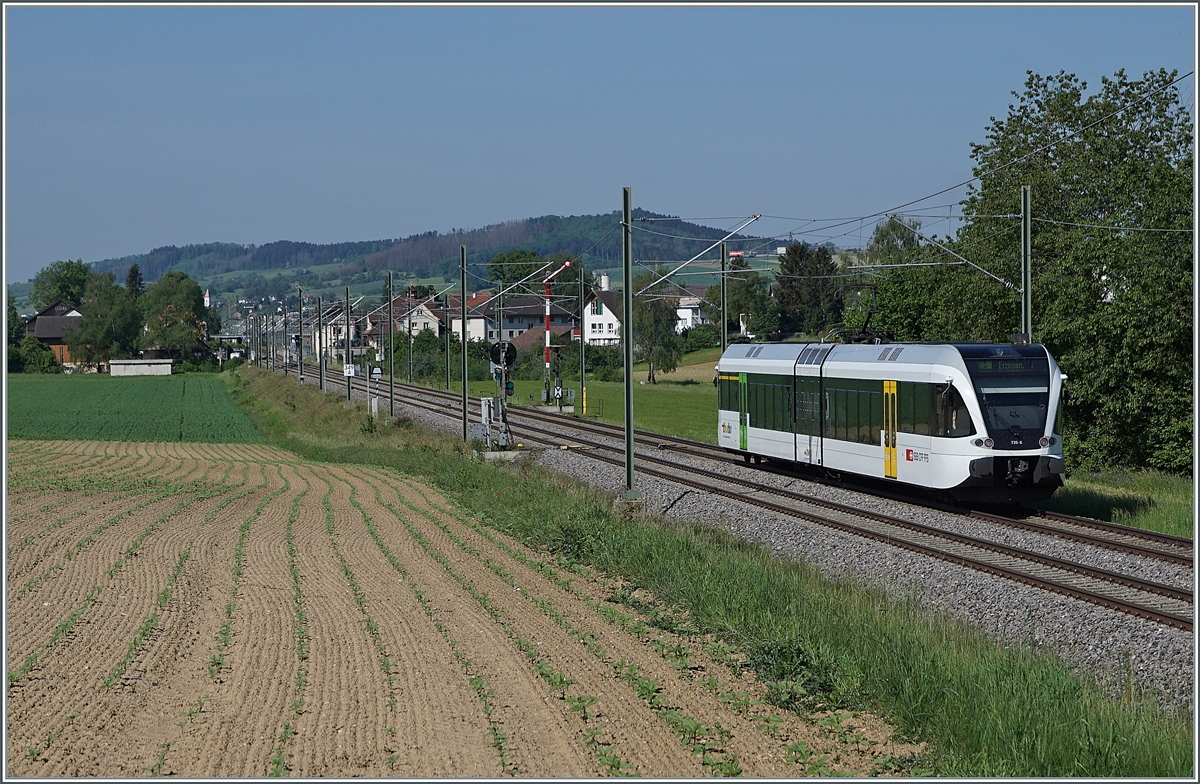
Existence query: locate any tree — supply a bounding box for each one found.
[874,69,1192,473]
[30,259,90,311]
[631,269,682,383]
[64,273,143,365]
[141,271,209,356]
[773,242,843,336]
[125,264,144,299]
[7,292,26,372]
[7,292,23,345]
[20,335,57,373]
[487,249,545,293]
[703,255,774,339]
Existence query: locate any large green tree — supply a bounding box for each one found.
[703,256,775,339]
[30,259,90,311]
[487,248,546,293]
[142,271,209,356]
[874,69,1192,473]
[7,292,26,372]
[773,242,843,336]
[64,273,143,365]
[631,269,682,383]
[125,263,144,299]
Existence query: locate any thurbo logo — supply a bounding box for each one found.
[905,449,929,463]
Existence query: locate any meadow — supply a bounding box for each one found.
[6,374,263,443]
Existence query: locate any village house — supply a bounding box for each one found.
[446,293,498,343]
[673,286,711,333]
[24,300,84,366]
[581,290,622,346]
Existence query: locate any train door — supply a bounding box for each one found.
[795,374,820,464]
[883,380,898,478]
[738,372,748,450]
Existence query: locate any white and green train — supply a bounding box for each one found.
[716,341,1067,504]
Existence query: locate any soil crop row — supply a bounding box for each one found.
[6,439,919,777]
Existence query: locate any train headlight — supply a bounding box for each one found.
[982,437,994,448]
[973,438,983,447]
[1039,437,1050,447]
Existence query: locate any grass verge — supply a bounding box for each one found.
[1033,469,1194,539]
[224,366,1192,777]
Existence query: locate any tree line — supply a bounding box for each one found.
[7,261,223,372]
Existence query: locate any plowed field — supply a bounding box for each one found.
[6,440,919,777]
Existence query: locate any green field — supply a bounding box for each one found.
[6,374,263,443]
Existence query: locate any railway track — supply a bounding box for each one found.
[274,362,1194,631]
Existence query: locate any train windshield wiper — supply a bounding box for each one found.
[981,393,1021,438]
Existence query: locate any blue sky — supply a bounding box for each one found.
[4,4,1195,283]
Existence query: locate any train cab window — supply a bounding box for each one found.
[933,384,976,437]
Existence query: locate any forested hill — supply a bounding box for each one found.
[87,209,761,284]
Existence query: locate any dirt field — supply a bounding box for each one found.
[6,439,921,777]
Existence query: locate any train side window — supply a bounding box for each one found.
[836,389,849,441]
[898,381,912,433]
[871,390,883,444]
[862,389,870,443]
[848,389,858,442]
[914,383,931,435]
[857,390,867,444]
[824,390,833,438]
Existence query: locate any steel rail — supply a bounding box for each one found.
[277,358,1194,581]
[320,367,1192,630]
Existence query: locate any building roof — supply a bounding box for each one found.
[510,325,574,352]
[34,300,81,318]
[586,290,623,317]
[25,300,83,341]
[31,316,82,341]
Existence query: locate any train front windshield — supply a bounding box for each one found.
[963,355,1050,447]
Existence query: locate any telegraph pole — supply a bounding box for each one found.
[720,241,728,352]
[297,286,304,382]
[460,246,468,441]
[621,187,639,500]
[579,264,586,417]
[317,297,324,391]
[345,287,352,402]
[282,303,288,376]
[1021,185,1032,342]
[388,272,395,417]
[408,282,414,384]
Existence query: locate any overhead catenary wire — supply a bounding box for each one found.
[887,215,1021,292]
[1031,217,1193,233]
